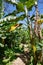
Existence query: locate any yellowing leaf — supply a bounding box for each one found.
[32,45,36,54]
[10,24,21,32]
[10,26,17,32]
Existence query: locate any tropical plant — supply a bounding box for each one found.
[0,0,43,65]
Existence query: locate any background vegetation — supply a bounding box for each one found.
[0,0,43,65]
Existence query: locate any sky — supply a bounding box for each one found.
[38,0,43,14]
[4,0,43,16]
[4,0,43,27]
[29,0,43,16]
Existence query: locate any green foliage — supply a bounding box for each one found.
[0,0,43,65]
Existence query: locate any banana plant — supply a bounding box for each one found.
[1,0,42,65]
